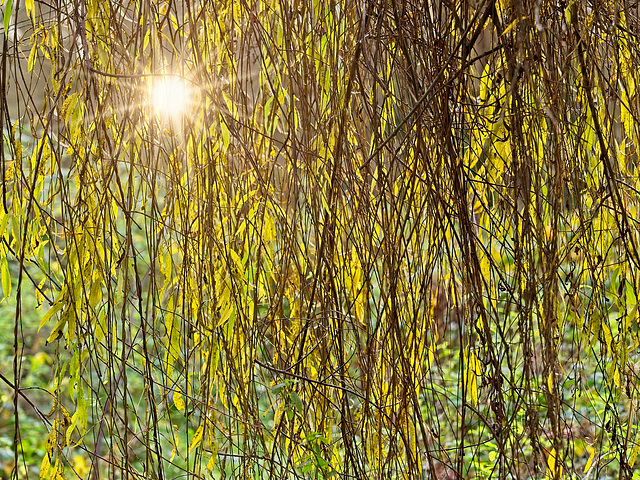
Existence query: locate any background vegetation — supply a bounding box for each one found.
[2,0,640,478]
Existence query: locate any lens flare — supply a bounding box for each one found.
[149,75,192,118]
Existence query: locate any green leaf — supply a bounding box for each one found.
[290,391,303,413]
[3,0,11,37]
[271,382,286,395]
[66,382,88,446]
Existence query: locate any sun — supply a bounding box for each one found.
[149,75,192,118]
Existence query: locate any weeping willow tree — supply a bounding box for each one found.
[3,0,640,478]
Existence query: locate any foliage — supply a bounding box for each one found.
[3,0,640,479]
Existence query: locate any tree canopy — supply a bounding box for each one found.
[3,0,640,479]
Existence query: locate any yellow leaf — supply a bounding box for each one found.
[39,451,51,479]
[206,442,218,472]
[46,310,70,344]
[501,16,526,36]
[584,445,596,473]
[613,366,621,388]
[28,43,37,71]
[143,29,151,50]
[1,259,10,298]
[547,447,556,474]
[87,278,101,307]
[546,448,563,479]
[59,93,79,123]
[24,0,34,22]
[173,390,185,411]
[629,443,639,468]
[273,401,285,428]
[465,351,481,406]
[188,424,204,454]
[38,302,64,331]
[602,323,612,352]
[71,455,90,477]
[565,2,574,24]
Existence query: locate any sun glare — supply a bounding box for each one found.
[149,75,192,118]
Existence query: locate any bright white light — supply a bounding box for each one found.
[149,75,192,118]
